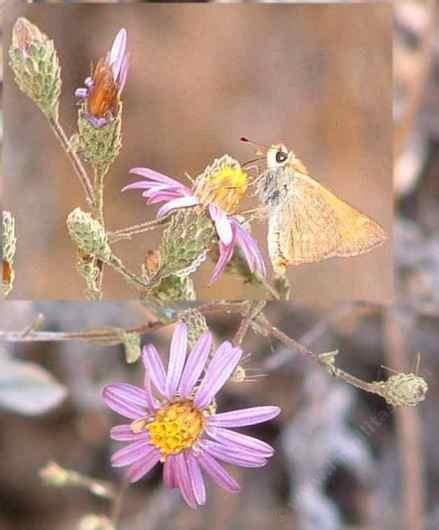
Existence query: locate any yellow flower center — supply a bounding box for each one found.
[193,157,248,213]
[145,401,205,456]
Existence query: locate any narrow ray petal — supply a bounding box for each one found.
[199,440,267,468]
[110,424,148,442]
[166,323,188,399]
[102,385,148,420]
[208,241,235,285]
[186,452,206,505]
[195,344,242,409]
[129,167,187,187]
[209,204,233,245]
[126,448,161,483]
[157,196,199,218]
[111,439,152,467]
[174,453,197,508]
[208,406,281,428]
[178,331,212,398]
[197,451,240,493]
[109,28,127,79]
[142,344,167,396]
[206,426,274,457]
[163,455,177,489]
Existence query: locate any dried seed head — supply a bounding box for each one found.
[9,18,61,119]
[381,373,428,407]
[66,208,111,261]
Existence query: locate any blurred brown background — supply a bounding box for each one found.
[3,3,392,302]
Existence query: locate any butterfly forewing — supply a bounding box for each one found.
[268,170,386,274]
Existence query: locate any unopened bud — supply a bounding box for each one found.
[121,332,141,364]
[9,18,61,120]
[66,208,111,261]
[178,309,208,348]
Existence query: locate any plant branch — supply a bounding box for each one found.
[108,216,172,243]
[47,117,95,207]
[383,308,426,530]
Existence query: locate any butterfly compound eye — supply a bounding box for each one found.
[275,150,288,163]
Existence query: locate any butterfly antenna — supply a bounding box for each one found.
[240,137,268,156]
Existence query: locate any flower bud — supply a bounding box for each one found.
[178,309,208,348]
[144,274,196,304]
[9,18,61,120]
[66,208,111,261]
[157,207,216,282]
[77,102,122,175]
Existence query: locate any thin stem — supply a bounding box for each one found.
[106,255,150,290]
[110,478,129,527]
[255,314,315,359]
[47,117,95,207]
[108,216,171,243]
[233,301,266,347]
[384,308,425,530]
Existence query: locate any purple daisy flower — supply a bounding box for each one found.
[102,322,280,508]
[122,169,266,284]
[75,28,129,128]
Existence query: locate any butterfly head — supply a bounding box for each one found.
[266,144,292,170]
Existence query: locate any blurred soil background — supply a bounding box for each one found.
[3,2,392,302]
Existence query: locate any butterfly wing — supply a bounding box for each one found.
[268,170,387,274]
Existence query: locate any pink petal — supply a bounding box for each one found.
[143,369,159,411]
[197,451,240,493]
[142,344,167,396]
[208,240,234,285]
[174,453,197,508]
[111,439,152,467]
[205,426,274,457]
[209,204,233,245]
[178,331,212,398]
[186,452,206,505]
[194,343,242,409]
[118,52,129,93]
[157,196,199,218]
[126,447,161,483]
[102,384,148,420]
[208,406,281,428]
[199,439,266,468]
[163,455,177,489]
[109,28,127,79]
[233,219,267,277]
[110,424,148,442]
[129,167,186,187]
[165,322,188,399]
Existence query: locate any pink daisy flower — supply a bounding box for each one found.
[102,322,280,508]
[75,28,129,128]
[122,168,266,284]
